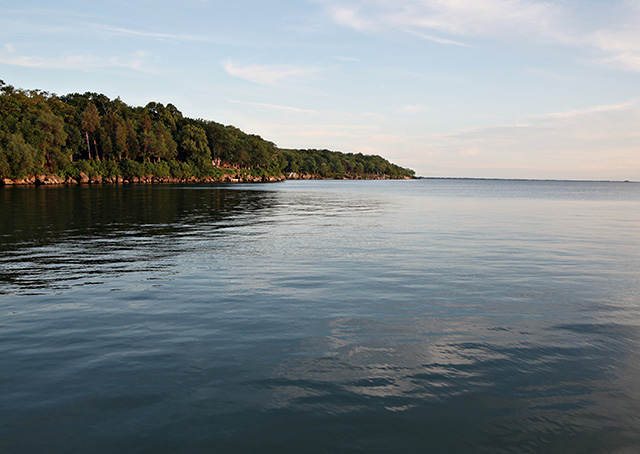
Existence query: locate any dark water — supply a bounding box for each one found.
[2,179,640,453]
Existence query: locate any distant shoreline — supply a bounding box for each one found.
[417,176,637,184]
[2,174,633,186]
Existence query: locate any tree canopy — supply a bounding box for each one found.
[0,83,415,181]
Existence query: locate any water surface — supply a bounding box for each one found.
[2,179,640,453]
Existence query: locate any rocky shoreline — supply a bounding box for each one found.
[1,172,410,186]
[1,172,288,186]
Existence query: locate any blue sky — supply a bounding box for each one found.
[1,0,639,180]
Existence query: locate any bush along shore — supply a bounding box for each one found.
[1,168,395,186]
[0,82,415,185]
[1,169,287,186]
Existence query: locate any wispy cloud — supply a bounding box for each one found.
[585,28,640,72]
[229,100,315,114]
[542,10,640,74]
[0,47,158,73]
[329,6,371,30]
[222,60,319,86]
[92,24,234,45]
[95,25,211,42]
[406,31,469,47]
[540,100,638,120]
[319,0,555,37]
[1,8,231,46]
[389,0,553,36]
[317,0,640,72]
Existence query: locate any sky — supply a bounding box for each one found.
[1,0,639,180]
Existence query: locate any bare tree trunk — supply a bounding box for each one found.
[85,131,92,159]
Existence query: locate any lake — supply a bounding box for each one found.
[2,179,640,453]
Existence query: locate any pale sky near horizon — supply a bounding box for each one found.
[1,0,639,180]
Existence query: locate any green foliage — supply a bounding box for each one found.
[0,134,38,178]
[119,158,143,179]
[178,124,211,168]
[0,82,415,181]
[95,160,119,177]
[152,161,171,178]
[168,160,192,179]
[49,148,73,176]
[278,149,414,179]
[70,159,96,179]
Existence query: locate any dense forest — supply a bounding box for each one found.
[0,81,414,184]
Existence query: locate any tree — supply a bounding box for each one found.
[0,134,38,178]
[153,123,177,161]
[138,114,154,162]
[0,82,416,180]
[124,119,140,160]
[146,101,182,132]
[179,124,211,171]
[102,112,127,161]
[81,103,100,160]
[34,108,68,170]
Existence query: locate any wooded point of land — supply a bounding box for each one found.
[0,82,415,183]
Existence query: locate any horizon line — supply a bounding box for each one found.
[417,176,637,184]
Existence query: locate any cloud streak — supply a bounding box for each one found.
[406,31,469,47]
[0,47,158,73]
[222,60,319,86]
[1,8,234,46]
[95,25,213,42]
[318,0,640,72]
[229,100,315,114]
[319,0,555,37]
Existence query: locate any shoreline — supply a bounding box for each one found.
[1,172,413,187]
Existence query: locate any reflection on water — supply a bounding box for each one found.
[0,185,281,293]
[2,180,640,453]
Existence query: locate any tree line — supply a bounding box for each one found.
[0,81,415,181]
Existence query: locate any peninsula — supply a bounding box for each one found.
[0,82,415,185]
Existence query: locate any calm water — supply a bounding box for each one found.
[2,179,640,453]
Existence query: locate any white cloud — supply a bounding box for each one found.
[222,60,319,86]
[0,49,158,73]
[229,100,315,114]
[318,0,640,73]
[597,53,640,73]
[407,31,469,47]
[330,6,371,30]
[541,101,638,120]
[319,0,555,37]
[557,10,640,72]
[388,0,553,36]
[95,25,212,42]
[91,24,239,46]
